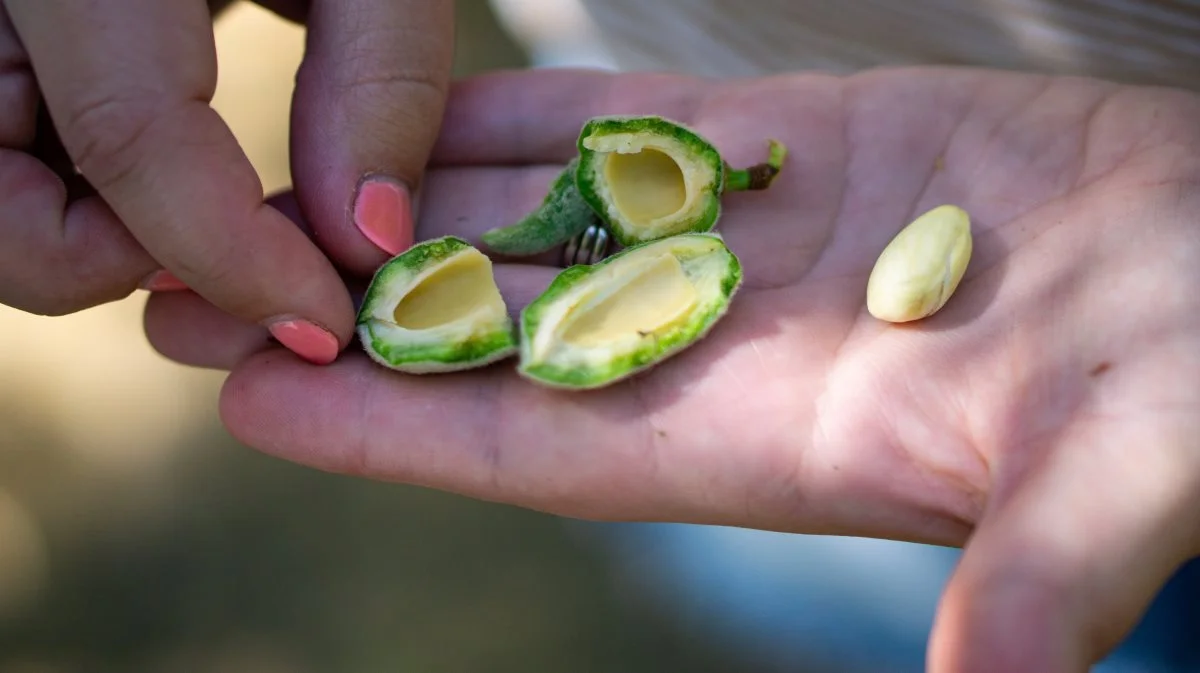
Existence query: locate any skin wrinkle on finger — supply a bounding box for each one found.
[477,369,510,498]
[61,93,202,196]
[325,16,449,99]
[343,359,385,480]
[324,52,447,154]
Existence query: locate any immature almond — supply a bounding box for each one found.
[518,232,743,390]
[356,237,518,373]
[866,204,972,323]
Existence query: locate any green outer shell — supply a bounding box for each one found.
[480,157,600,256]
[359,327,516,374]
[356,236,517,373]
[575,115,725,247]
[517,232,743,390]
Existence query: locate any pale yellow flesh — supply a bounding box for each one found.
[391,252,504,330]
[561,253,699,347]
[604,149,687,224]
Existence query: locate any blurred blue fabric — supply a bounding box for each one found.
[583,523,1200,672]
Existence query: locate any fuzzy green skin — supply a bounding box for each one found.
[356,236,517,373]
[480,158,601,256]
[357,325,516,373]
[576,116,725,247]
[517,233,743,390]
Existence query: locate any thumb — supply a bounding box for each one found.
[290,0,454,274]
[928,420,1200,672]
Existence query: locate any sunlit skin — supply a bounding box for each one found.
[144,67,1200,673]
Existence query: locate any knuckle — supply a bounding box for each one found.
[319,26,448,111]
[342,61,445,101]
[58,91,162,191]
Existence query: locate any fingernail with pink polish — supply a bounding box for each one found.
[139,270,189,292]
[267,319,340,365]
[354,175,413,256]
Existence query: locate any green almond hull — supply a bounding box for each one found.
[356,325,517,374]
[576,115,725,247]
[517,233,743,390]
[480,158,600,257]
[356,236,517,373]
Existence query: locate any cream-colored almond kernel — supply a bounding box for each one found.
[866,204,972,323]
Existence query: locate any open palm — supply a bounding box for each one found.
[147,67,1200,672]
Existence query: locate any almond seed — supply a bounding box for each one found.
[866,204,973,323]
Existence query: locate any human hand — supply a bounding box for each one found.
[144,68,1200,671]
[0,0,452,364]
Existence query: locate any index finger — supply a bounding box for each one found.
[430,69,711,166]
[6,0,353,364]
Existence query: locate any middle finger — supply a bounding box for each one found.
[416,163,571,265]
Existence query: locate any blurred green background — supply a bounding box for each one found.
[0,3,755,671]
